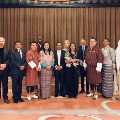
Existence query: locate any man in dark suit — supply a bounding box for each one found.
[0,37,10,104]
[11,41,26,103]
[78,39,89,94]
[36,35,44,53]
[35,35,44,94]
[54,42,66,97]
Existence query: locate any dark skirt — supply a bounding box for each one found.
[101,64,114,97]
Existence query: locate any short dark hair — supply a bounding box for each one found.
[91,37,97,42]
[56,42,62,46]
[37,35,42,37]
[15,41,22,45]
[104,38,110,42]
[30,41,36,46]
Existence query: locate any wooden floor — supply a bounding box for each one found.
[0,77,120,120]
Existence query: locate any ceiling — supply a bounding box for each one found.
[0,0,119,4]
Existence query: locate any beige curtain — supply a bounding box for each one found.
[0,7,120,51]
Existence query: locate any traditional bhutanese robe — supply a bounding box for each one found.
[101,45,115,97]
[39,50,54,98]
[85,46,103,84]
[26,50,39,86]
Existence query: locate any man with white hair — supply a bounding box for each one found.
[77,39,89,94]
[0,37,10,104]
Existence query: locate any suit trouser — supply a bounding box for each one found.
[80,66,89,92]
[55,69,64,95]
[11,74,23,100]
[0,70,9,99]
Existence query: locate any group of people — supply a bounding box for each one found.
[0,35,120,104]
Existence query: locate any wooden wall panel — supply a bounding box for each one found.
[110,7,116,48]
[0,7,120,51]
[66,8,72,42]
[84,8,89,44]
[115,7,120,46]
[105,7,111,41]
[78,8,84,42]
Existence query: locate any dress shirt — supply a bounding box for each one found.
[57,50,61,66]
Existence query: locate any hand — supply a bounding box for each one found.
[56,66,62,70]
[46,65,51,70]
[74,59,79,62]
[113,67,116,70]
[0,67,5,70]
[36,67,40,71]
[0,64,6,69]
[67,59,72,63]
[20,66,25,70]
[96,70,100,73]
[71,59,75,62]
[84,67,87,71]
[72,59,78,63]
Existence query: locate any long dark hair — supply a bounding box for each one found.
[69,43,76,53]
[43,41,51,55]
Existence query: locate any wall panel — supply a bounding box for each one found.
[0,7,120,51]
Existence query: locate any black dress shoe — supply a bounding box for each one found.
[62,95,66,97]
[86,91,90,94]
[54,94,58,97]
[73,95,77,99]
[79,89,85,93]
[60,94,66,97]
[4,99,10,104]
[18,98,24,102]
[13,99,18,103]
[68,95,72,98]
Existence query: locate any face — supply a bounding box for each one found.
[90,39,97,48]
[80,40,86,46]
[0,38,5,48]
[56,43,62,50]
[15,42,22,50]
[30,43,37,51]
[103,39,110,47]
[70,44,76,51]
[64,41,70,49]
[44,43,49,50]
[37,36,42,42]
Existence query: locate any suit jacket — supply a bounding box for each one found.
[0,48,10,73]
[54,50,65,69]
[11,49,26,75]
[77,46,88,61]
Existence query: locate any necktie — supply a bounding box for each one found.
[82,46,85,59]
[18,49,22,59]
